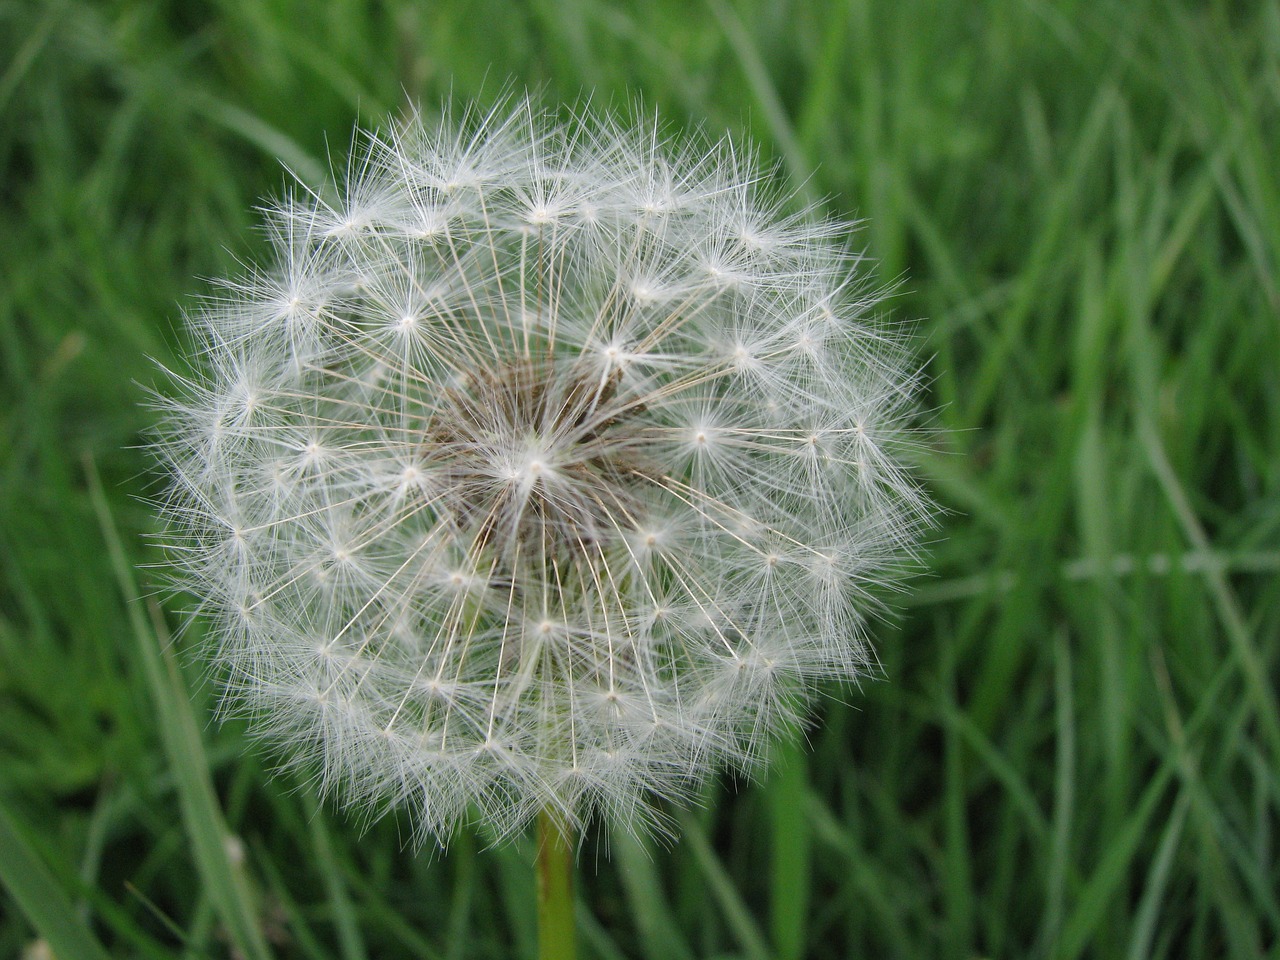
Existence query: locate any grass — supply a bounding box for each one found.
[2,0,1278,956]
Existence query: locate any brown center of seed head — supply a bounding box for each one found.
[421,357,655,559]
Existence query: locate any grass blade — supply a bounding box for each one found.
[612,829,695,960]
[85,453,273,960]
[677,809,770,960]
[0,799,113,960]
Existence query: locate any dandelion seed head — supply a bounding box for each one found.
[151,97,930,846]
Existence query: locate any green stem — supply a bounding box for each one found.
[537,809,576,960]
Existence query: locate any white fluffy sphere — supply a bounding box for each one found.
[152,99,929,844]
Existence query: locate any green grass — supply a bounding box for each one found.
[2,0,1278,956]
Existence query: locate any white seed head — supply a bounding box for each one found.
[150,97,930,845]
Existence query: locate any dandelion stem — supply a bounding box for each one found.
[537,808,576,960]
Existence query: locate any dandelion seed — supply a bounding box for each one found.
[150,97,930,849]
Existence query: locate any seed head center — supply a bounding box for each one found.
[425,358,651,556]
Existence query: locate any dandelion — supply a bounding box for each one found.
[151,97,929,955]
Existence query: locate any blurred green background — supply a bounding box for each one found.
[2,0,1278,957]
